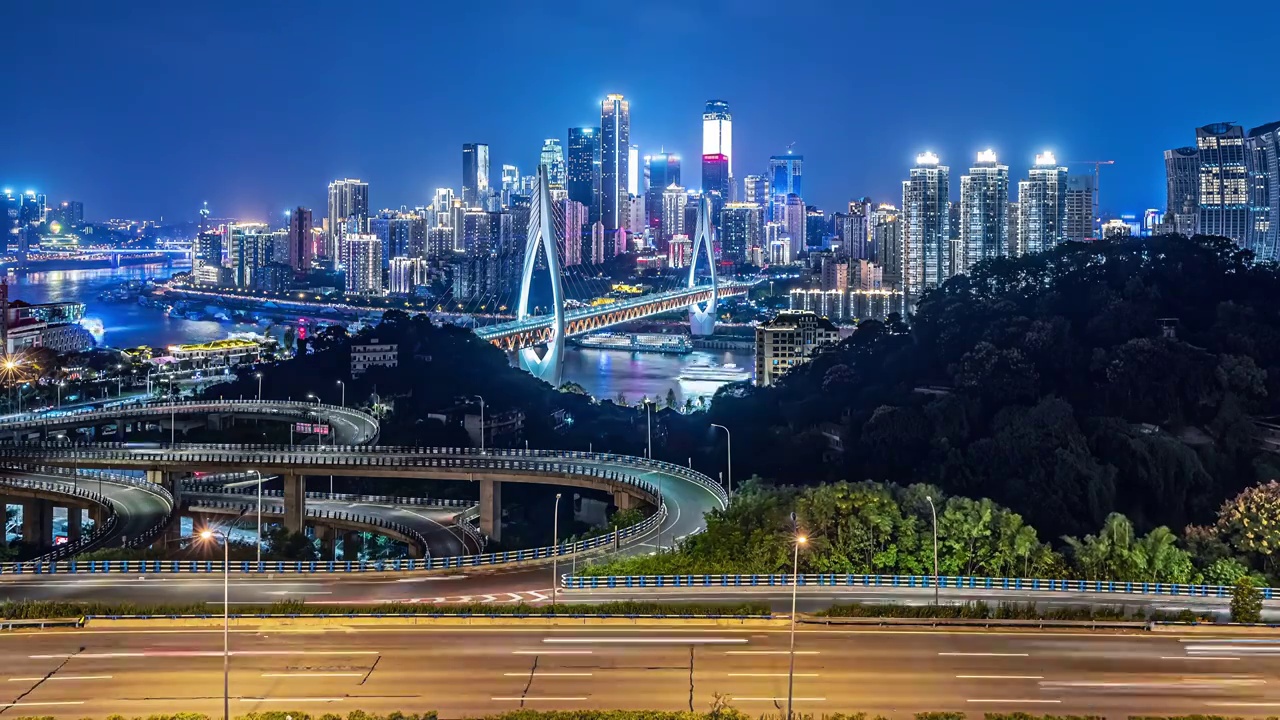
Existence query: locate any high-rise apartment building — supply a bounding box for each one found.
[1064,174,1095,243]
[557,198,588,267]
[229,223,272,288]
[388,256,427,295]
[702,100,733,178]
[662,186,689,245]
[1017,151,1068,256]
[960,150,1010,271]
[783,194,807,258]
[191,230,223,287]
[462,143,490,207]
[345,234,382,294]
[326,178,369,262]
[644,152,681,244]
[628,145,640,196]
[426,226,453,259]
[743,174,770,213]
[1197,123,1252,248]
[566,127,601,227]
[844,199,872,260]
[873,204,902,288]
[1008,202,1021,256]
[541,139,566,187]
[721,202,763,263]
[600,94,630,256]
[754,310,840,387]
[286,207,313,271]
[1249,121,1280,259]
[902,152,950,300]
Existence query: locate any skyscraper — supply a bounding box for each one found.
[345,234,383,294]
[540,139,566,187]
[873,204,902,288]
[783,194,807,258]
[1196,122,1252,248]
[902,152,950,300]
[600,94,630,256]
[326,178,369,262]
[743,175,770,209]
[628,145,640,196]
[1064,174,1095,243]
[960,150,1010,271]
[721,202,763,263]
[644,152,681,245]
[768,153,802,220]
[501,164,520,206]
[844,198,872,260]
[287,207,313,271]
[1164,146,1200,230]
[1018,151,1068,256]
[557,198,588,267]
[662,186,689,245]
[566,127,601,227]
[702,100,733,177]
[191,230,223,287]
[1248,121,1280,259]
[462,143,490,207]
[701,153,730,204]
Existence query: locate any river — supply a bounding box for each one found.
[6,263,753,404]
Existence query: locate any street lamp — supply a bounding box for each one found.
[307,392,319,406]
[255,373,262,402]
[710,423,732,496]
[787,534,808,720]
[197,528,230,720]
[925,495,939,605]
[251,470,263,563]
[645,400,652,459]
[336,380,345,408]
[473,394,485,454]
[551,492,562,610]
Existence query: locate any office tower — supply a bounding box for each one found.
[783,194,806,258]
[345,234,382,293]
[873,204,902,288]
[327,178,369,262]
[1017,151,1068,256]
[805,207,826,249]
[1195,123,1251,247]
[191,230,223,286]
[721,202,763,263]
[702,153,730,203]
[600,94,630,255]
[558,198,588,266]
[628,145,640,196]
[389,216,424,261]
[662,185,689,245]
[461,143,490,207]
[743,175,770,212]
[287,207,313,271]
[567,127,601,226]
[389,256,426,295]
[541,139,566,187]
[432,189,454,225]
[1164,146,1200,235]
[368,217,391,269]
[959,150,1010,271]
[426,226,453,259]
[644,152,681,243]
[57,201,84,228]
[501,164,520,206]
[1064,174,1095,243]
[902,152,951,299]
[1248,121,1280,259]
[845,199,872,260]
[769,153,803,220]
[703,100,733,177]
[229,223,272,288]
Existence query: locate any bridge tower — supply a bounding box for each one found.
[687,195,718,336]
[515,164,567,386]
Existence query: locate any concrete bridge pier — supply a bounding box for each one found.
[283,474,305,533]
[146,469,180,506]
[614,491,638,510]
[65,506,82,543]
[21,499,53,548]
[89,504,108,526]
[314,525,336,561]
[478,479,502,542]
[343,531,363,561]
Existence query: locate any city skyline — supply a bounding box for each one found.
[5,1,1280,222]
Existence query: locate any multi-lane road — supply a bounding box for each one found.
[2,623,1279,717]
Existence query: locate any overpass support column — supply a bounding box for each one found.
[21,499,53,548]
[283,474,305,533]
[89,504,107,526]
[146,469,180,507]
[478,479,502,543]
[613,491,638,510]
[65,506,82,543]
[315,525,336,561]
[343,531,363,561]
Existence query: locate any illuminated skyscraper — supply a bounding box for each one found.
[662,185,689,246]
[721,202,763,262]
[326,178,369,262]
[1064,175,1095,243]
[462,143,490,207]
[873,204,902,288]
[540,139,566,187]
[628,145,640,196]
[702,100,733,177]
[1018,151,1068,256]
[600,94,630,255]
[743,175,770,211]
[191,230,223,287]
[557,198,588,267]
[768,153,802,221]
[701,153,730,206]
[783,193,806,258]
[1164,146,1200,233]
[287,207,313,271]
[1248,121,1280,259]
[644,152,681,244]
[345,234,383,294]
[902,152,950,299]
[566,127,601,227]
[1196,123,1251,247]
[960,149,1010,270]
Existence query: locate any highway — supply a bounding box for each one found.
[0,473,172,550]
[1,624,1279,717]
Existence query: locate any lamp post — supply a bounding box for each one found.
[925,495,939,605]
[645,400,652,459]
[307,392,319,407]
[551,492,562,610]
[336,380,345,408]
[787,534,808,720]
[710,423,732,496]
[251,470,263,563]
[255,373,262,401]
[198,528,230,720]
[473,395,485,454]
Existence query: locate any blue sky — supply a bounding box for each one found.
[2,0,1277,223]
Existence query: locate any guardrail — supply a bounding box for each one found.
[454,505,487,552]
[0,464,175,550]
[181,485,477,508]
[559,573,1278,601]
[0,476,119,562]
[186,498,430,556]
[0,504,667,576]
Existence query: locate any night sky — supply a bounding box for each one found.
[4,0,1277,223]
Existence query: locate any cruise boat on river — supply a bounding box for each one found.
[677,362,751,383]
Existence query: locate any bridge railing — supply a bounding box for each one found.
[0,476,120,562]
[181,484,476,508]
[558,573,1277,601]
[185,498,430,557]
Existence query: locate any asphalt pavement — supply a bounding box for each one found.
[2,623,1279,717]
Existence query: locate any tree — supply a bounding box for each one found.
[1216,480,1280,575]
[666,388,678,411]
[1230,575,1263,623]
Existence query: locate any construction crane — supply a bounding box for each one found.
[1066,160,1115,238]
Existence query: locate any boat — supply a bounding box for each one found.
[677,362,751,383]
[573,332,692,354]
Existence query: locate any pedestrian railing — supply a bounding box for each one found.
[558,573,1277,601]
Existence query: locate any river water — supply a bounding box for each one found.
[7,263,752,404]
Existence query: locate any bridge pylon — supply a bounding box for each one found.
[515,164,566,386]
[687,195,718,336]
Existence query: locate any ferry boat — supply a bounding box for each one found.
[677,362,751,383]
[573,332,692,355]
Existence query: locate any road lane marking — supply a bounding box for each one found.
[238,698,345,703]
[30,651,379,659]
[1206,703,1280,708]
[734,697,825,702]
[491,691,586,696]
[956,675,1043,680]
[939,652,1029,657]
[262,591,333,596]
[0,702,86,708]
[7,675,112,681]
[542,637,747,644]
[503,672,593,677]
[728,673,818,677]
[511,650,592,655]
[967,699,1061,704]
[261,673,364,678]
[725,650,820,655]
[1160,656,1241,661]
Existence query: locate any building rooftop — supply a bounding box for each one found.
[759,310,839,332]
